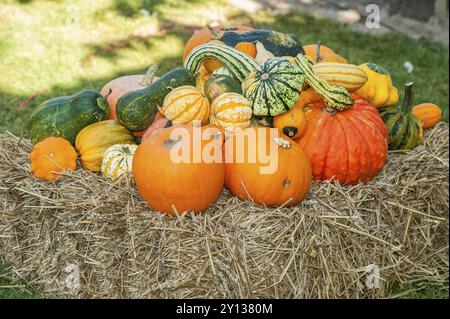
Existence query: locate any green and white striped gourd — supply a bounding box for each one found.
[101,144,138,181]
[184,43,259,83]
[295,54,354,111]
[380,82,423,150]
[242,58,304,116]
[185,44,305,116]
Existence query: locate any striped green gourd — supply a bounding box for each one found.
[380,82,423,150]
[184,43,259,83]
[242,58,304,116]
[295,54,353,111]
[185,44,305,116]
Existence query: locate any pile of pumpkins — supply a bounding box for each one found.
[26,25,443,216]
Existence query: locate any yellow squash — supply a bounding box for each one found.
[75,120,135,171]
[355,63,399,108]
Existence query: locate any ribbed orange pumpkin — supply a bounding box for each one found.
[296,92,388,185]
[30,137,78,181]
[133,125,224,216]
[412,103,442,129]
[161,86,210,125]
[224,127,312,206]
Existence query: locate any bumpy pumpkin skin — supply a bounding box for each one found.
[30,137,77,181]
[210,93,253,132]
[380,83,423,150]
[297,93,388,185]
[133,125,224,216]
[355,63,399,108]
[75,120,136,171]
[161,86,210,125]
[224,127,312,206]
[412,103,442,129]
[101,144,137,181]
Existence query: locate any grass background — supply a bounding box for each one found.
[0,0,448,299]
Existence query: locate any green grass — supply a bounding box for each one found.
[0,263,42,299]
[389,281,449,299]
[0,0,448,299]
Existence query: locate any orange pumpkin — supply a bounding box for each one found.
[296,92,388,185]
[412,103,442,129]
[100,65,159,122]
[235,42,257,58]
[133,125,225,216]
[182,25,254,62]
[303,42,348,64]
[30,137,78,181]
[224,127,312,206]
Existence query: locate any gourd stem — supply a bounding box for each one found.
[399,82,414,113]
[316,41,321,64]
[164,120,173,128]
[96,88,112,118]
[139,65,159,86]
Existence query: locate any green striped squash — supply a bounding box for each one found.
[295,54,354,111]
[242,58,304,116]
[184,43,259,83]
[311,62,368,91]
[380,82,423,150]
[101,144,138,181]
[185,44,305,116]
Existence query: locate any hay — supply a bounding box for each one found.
[0,124,448,298]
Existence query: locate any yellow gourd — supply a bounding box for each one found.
[355,63,399,108]
[209,93,252,132]
[161,86,210,125]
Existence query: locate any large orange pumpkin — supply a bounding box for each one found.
[296,92,388,185]
[182,25,254,62]
[133,125,225,216]
[224,127,312,206]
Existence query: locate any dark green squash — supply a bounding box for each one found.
[27,90,108,145]
[115,67,196,131]
[380,82,423,150]
[204,74,242,102]
[219,30,304,57]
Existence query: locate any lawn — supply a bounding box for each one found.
[0,0,448,299]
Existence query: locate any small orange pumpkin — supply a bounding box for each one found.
[235,42,257,58]
[224,127,312,206]
[133,125,225,216]
[30,137,78,181]
[412,103,442,129]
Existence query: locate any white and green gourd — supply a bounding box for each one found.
[101,144,138,181]
[184,43,305,116]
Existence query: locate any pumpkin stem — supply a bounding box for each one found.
[139,65,159,86]
[164,120,173,128]
[96,88,111,119]
[316,41,321,64]
[399,82,414,113]
[274,137,291,149]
